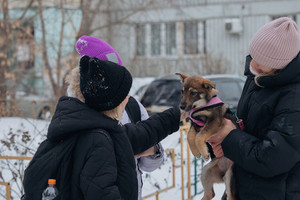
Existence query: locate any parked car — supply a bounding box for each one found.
[140,74,246,116]
[17,95,56,120]
[1,93,56,120]
[132,84,149,101]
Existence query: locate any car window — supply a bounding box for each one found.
[212,79,243,102]
[133,84,148,100]
[135,85,147,95]
[141,80,181,107]
[140,76,245,114]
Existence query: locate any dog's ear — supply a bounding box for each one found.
[203,79,216,90]
[176,73,190,82]
[203,79,219,97]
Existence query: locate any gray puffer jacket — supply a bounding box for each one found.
[122,97,164,200]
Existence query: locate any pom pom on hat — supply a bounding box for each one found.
[79,55,132,111]
[76,35,123,66]
[249,17,300,69]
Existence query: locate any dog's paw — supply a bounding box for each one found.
[201,196,213,200]
[202,153,210,161]
[190,150,202,158]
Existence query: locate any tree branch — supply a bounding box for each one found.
[0,0,10,103]
[17,0,35,21]
[37,0,57,95]
[76,0,92,39]
[85,0,105,33]
[56,0,65,91]
[87,0,155,35]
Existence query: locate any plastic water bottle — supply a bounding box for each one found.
[41,179,59,200]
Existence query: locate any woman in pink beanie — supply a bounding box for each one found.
[208,17,300,199]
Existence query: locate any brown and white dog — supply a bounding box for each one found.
[176,73,239,200]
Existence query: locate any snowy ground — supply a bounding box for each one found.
[141,127,225,200]
[0,77,225,200]
[0,117,49,200]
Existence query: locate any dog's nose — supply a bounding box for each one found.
[180,104,186,110]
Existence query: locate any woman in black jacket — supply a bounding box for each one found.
[208,17,300,199]
[48,55,181,199]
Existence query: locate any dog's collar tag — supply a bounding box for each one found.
[237,119,245,131]
[189,96,224,127]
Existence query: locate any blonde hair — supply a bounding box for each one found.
[65,67,123,124]
[102,105,123,124]
[254,69,280,88]
[65,68,85,102]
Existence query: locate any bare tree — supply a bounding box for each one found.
[37,0,155,98]
[0,120,48,199]
[0,0,35,116]
[0,0,155,117]
[0,0,10,113]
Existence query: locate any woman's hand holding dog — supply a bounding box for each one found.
[207,118,236,158]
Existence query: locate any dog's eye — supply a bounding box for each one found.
[190,91,197,96]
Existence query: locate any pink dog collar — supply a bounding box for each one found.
[189,96,224,127]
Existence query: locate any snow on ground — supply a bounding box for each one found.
[0,77,225,200]
[0,117,225,200]
[0,117,49,155]
[0,117,50,200]
[142,127,225,200]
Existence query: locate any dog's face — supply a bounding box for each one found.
[176,73,218,112]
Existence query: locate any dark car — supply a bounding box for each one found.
[140,74,246,115]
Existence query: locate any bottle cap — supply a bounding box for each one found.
[48,179,56,185]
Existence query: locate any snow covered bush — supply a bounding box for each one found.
[0,118,49,200]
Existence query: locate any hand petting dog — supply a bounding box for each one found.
[207,118,236,158]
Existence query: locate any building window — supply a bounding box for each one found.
[271,15,297,22]
[166,22,176,55]
[136,24,146,56]
[135,21,205,57]
[151,23,161,55]
[184,21,198,54]
[17,25,35,70]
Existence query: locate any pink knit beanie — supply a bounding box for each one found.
[249,17,300,69]
[75,35,123,66]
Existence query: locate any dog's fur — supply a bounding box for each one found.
[176,73,237,200]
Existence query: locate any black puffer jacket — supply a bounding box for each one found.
[47,96,180,200]
[222,53,300,200]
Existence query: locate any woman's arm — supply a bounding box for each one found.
[223,110,300,177]
[124,107,180,155]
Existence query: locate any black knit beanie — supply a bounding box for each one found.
[79,55,132,111]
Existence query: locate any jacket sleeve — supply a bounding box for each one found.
[80,132,122,200]
[136,98,149,121]
[222,91,300,178]
[124,107,180,155]
[136,98,165,172]
[138,143,164,172]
